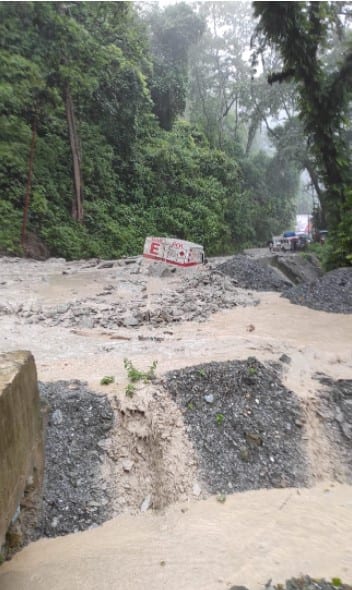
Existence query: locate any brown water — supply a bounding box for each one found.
[0,256,351,588]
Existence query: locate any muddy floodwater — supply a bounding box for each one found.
[0,253,351,590]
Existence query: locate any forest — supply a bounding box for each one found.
[0,1,351,267]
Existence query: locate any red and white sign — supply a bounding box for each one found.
[143,237,204,267]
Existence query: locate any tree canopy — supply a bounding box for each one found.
[1,0,348,264]
[253,1,352,267]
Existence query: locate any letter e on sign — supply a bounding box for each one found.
[150,241,160,255]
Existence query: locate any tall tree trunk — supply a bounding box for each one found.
[21,119,37,249]
[65,85,83,222]
[245,111,261,156]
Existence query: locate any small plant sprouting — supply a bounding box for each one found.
[247,366,257,377]
[187,401,194,411]
[331,579,342,587]
[216,413,225,427]
[100,375,115,385]
[197,368,206,378]
[125,383,136,398]
[123,358,158,383]
[147,360,158,381]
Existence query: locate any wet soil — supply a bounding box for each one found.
[0,251,352,589]
[21,364,351,548]
[314,375,352,480]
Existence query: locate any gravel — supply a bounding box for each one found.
[217,255,292,291]
[4,253,349,326]
[233,577,352,590]
[35,380,114,538]
[314,374,352,479]
[0,267,258,329]
[166,357,308,494]
[282,267,352,313]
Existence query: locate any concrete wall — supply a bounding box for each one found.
[0,351,43,549]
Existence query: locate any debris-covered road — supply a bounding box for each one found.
[0,250,352,590]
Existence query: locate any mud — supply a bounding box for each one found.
[0,251,352,588]
[314,375,352,480]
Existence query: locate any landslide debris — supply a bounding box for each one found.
[166,357,308,494]
[217,254,292,291]
[282,267,352,313]
[231,576,352,590]
[36,381,114,538]
[270,253,322,284]
[0,264,258,329]
[314,375,352,479]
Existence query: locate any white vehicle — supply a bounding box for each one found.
[143,237,205,267]
[269,236,283,252]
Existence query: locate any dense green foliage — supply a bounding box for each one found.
[0,1,302,260]
[254,1,352,268]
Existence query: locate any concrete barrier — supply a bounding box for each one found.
[0,351,43,550]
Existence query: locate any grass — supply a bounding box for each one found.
[123,358,157,383]
[100,375,114,385]
[125,383,136,398]
[216,413,225,427]
[123,358,158,398]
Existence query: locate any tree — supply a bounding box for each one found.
[253,1,352,267]
[146,3,204,130]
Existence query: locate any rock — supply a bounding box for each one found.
[294,419,304,428]
[341,422,352,440]
[240,447,249,462]
[204,394,214,404]
[123,314,140,327]
[56,303,70,314]
[223,276,237,290]
[51,409,63,425]
[222,293,236,305]
[6,521,24,549]
[279,354,291,364]
[192,482,202,497]
[245,432,263,447]
[140,495,152,512]
[335,407,344,423]
[46,309,57,318]
[122,459,134,472]
[80,317,95,329]
[123,257,139,265]
[98,262,114,269]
